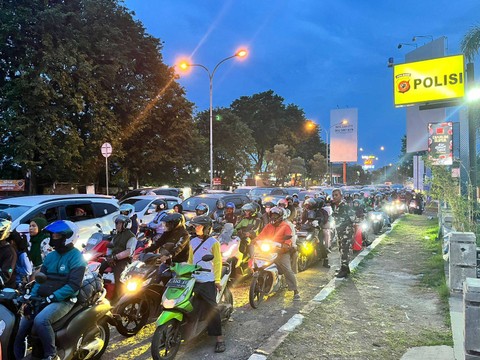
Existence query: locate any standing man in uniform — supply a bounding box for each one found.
[331,189,354,278]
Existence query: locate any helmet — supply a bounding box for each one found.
[315,196,325,208]
[283,208,291,220]
[44,220,79,246]
[190,215,213,236]
[241,203,256,216]
[163,213,184,231]
[277,199,288,208]
[293,198,300,206]
[263,201,275,209]
[269,207,284,226]
[225,202,235,210]
[304,198,317,210]
[195,203,210,216]
[285,195,293,204]
[0,211,12,221]
[119,203,135,217]
[115,214,132,230]
[352,199,361,207]
[292,193,299,198]
[0,218,12,241]
[353,193,360,199]
[155,200,167,212]
[216,199,225,210]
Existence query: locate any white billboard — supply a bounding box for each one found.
[330,108,358,163]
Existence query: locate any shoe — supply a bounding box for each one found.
[322,259,331,268]
[42,356,60,360]
[215,341,226,353]
[336,265,350,279]
[293,293,301,301]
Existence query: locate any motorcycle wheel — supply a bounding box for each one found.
[249,274,265,309]
[85,319,110,360]
[221,287,234,319]
[373,223,381,235]
[151,319,182,360]
[297,254,308,272]
[115,296,149,337]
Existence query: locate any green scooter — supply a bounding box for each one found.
[150,255,233,360]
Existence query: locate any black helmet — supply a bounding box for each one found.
[155,200,167,212]
[163,213,184,231]
[304,198,317,210]
[315,196,325,208]
[269,206,284,226]
[264,201,275,209]
[216,199,225,210]
[285,195,293,205]
[195,203,210,216]
[190,215,213,236]
[0,211,12,221]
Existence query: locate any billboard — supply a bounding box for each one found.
[394,54,465,107]
[428,122,453,165]
[0,179,25,192]
[330,108,358,163]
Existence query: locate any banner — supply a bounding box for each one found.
[330,108,358,163]
[394,54,465,107]
[0,179,25,192]
[428,122,453,165]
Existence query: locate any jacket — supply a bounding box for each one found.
[332,200,353,233]
[257,222,293,247]
[31,246,86,301]
[0,241,17,288]
[144,226,190,262]
[188,236,222,283]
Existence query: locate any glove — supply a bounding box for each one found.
[45,294,55,304]
[23,294,31,301]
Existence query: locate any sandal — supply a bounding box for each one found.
[215,341,226,353]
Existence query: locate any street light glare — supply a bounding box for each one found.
[179,62,189,70]
[380,146,385,151]
[236,49,248,58]
[341,119,348,125]
[467,87,480,102]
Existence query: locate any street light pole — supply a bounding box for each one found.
[179,50,247,188]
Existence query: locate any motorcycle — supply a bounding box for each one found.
[367,211,387,235]
[408,198,423,215]
[296,228,319,272]
[249,239,286,308]
[219,224,252,279]
[113,253,169,337]
[0,272,112,360]
[150,255,233,360]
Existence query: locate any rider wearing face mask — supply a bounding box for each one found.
[233,203,262,258]
[14,220,86,360]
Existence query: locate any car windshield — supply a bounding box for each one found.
[298,191,317,201]
[0,204,32,221]
[249,188,276,197]
[181,197,218,212]
[120,198,152,212]
[234,188,251,194]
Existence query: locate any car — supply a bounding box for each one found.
[0,194,119,249]
[119,195,182,225]
[233,186,256,195]
[248,187,289,199]
[181,193,251,222]
[284,187,305,196]
[119,187,183,201]
[297,190,318,201]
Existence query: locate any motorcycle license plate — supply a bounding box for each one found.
[167,278,189,288]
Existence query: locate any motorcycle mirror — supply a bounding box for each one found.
[35,272,48,284]
[201,254,214,262]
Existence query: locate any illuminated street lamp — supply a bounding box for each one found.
[178,49,248,188]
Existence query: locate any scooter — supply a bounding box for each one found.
[367,210,387,235]
[113,253,168,337]
[249,239,286,308]
[296,228,319,272]
[0,272,112,360]
[219,224,252,279]
[150,255,233,360]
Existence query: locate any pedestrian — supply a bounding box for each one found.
[28,217,50,268]
[331,189,354,278]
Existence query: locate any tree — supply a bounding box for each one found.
[195,108,254,185]
[230,90,307,173]
[397,135,414,182]
[290,157,306,186]
[461,25,480,63]
[265,144,291,185]
[0,0,195,192]
[308,153,327,183]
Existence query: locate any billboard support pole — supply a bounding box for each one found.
[467,62,477,213]
[343,162,347,184]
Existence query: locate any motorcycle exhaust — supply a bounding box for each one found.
[76,338,105,360]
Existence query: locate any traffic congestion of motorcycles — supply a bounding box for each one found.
[0,184,424,360]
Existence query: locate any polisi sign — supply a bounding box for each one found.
[393,54,465,107]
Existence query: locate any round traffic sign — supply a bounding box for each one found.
[101,142,113,158]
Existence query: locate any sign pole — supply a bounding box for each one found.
[101,142,113,196]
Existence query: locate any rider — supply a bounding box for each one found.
[119,203,139,235]
[14,220,87,360]
[98,215,137,301]
[260,201,275,229]
[233,203,262,259]
[188,215,226,353]
[257,207,300,301]
[142,200,169,238]
[285,195,297,222]
[224,202,238,226]
[0,217,17,289]
[332,189,354,278]
[211,199,226,232]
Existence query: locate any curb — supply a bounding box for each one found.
[248,220,397,360]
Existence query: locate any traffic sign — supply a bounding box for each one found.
[101,142,113,158]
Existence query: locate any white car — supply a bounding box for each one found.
[119,195,182,225]
[0,194,119,249]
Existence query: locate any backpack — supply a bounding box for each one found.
[77,268,104,305]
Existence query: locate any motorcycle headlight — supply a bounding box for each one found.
[361,223,368,231]
[369,214,375,220]
[260,243,271,252]
[126,279,140,292]
[83,253,93,262]
[302,242,313,254]
[376,214,383,220]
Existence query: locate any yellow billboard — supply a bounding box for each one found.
[393,54,465,107]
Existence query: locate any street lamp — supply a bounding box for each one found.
[178,49,248,188]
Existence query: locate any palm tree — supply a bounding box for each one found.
[461,25,480,62]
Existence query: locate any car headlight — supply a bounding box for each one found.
[83,253,93,261]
